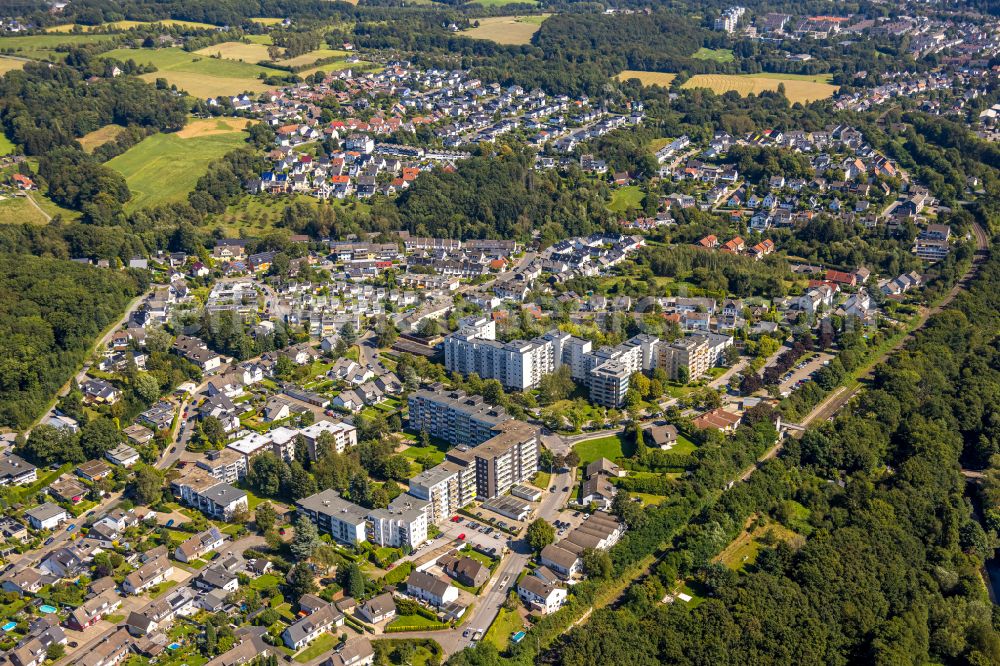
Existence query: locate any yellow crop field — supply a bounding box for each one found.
[616,70,676,87]
[250,17,285,25]
[175,117,251,139]
[681,73,837,104]
[464,15,550,45]
[195,41,272,63]
[0,56,25,75]
[47,19,217,32]
[139,71,271,98]
[78,124,126,152]
[275,48,347,68]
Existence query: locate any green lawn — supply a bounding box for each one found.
[250,573,281,591]
[293,632,337,662]
[0,33,115,60]
[608,185,644,214]
[400,444,447,465]
[148,579,179,599]
[484,608,524,650]
[531,471,550,489]
[460,547,497,570]
[101,47,279,97]
[107,130,248,210]
[0,132,15,155]
[691,47,734,62]
[387,614,447,630]
[573,434,634,465]
[664,434,697,456]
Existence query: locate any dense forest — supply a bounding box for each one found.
[0,255,148,429]
[0,62,187,156]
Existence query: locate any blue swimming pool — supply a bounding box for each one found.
[167,643,181,650]
[38,605,57,614]
[2,621,16,631]
[511,631,526,643]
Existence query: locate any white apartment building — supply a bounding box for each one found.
[366,495,430,548]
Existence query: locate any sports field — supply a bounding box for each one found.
[78,124,126,152]
[107,128,249,210]
[464,15,549,45]
[616,70,676,87]
[681,72,837,104]
[102,47,276,97]
[0,33,113,60]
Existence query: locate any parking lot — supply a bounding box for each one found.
[549,507,590,540]
[437,516,511,557]
[779,352,833,395]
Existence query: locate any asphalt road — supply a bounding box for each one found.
[35,288,154,430]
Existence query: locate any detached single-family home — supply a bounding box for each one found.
[325,637,374,666]
[517,575,567,615]
[122,554,173,595]
[356,592,396,624]
[25,503,68,531]
[0,454,38,486]
[174,527,225,563]
[405,571,458,607]
[281,601,344,651]
[105,444,140,468]
[67,588,122,631]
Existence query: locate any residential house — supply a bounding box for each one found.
[438,554,490,588]
[281,601,344,651]
[105,444,140,468]
[174,527,225,563]
[405,571,458,607]
[26,503,68,530]
[325,638,374,666]
[517,575,567,615]
[356,592,396,624]
[122,554,173,595]
[0,454,37,486]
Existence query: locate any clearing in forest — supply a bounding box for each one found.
[464,15,550,45]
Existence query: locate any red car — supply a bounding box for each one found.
[451,516,462,523]
[457,533,466,540]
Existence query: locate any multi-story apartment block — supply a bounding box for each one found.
[366,494,430,548]
[196,449,247,484]
[409,419,540,508]
[656,333,733,382]
[444,317,554,390]
[297,489,430,548]
[297,490,368,544]
[583,334,659,408]
[657,335,712,382]
[407,386,512,447]
[170,468,249,521]
[407,461,474,523]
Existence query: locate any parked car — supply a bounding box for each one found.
[458,533,466,540]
